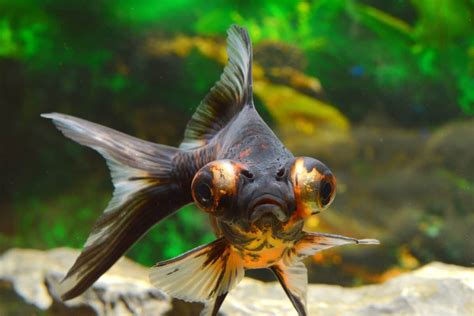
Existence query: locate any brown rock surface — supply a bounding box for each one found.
[0,248,473,315]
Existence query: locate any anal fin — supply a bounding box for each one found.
[149,237,244,315]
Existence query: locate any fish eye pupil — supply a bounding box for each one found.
[320,180,333,206]
[197,182,212,202]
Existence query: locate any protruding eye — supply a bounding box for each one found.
[191,160,242,216]
[319,178,334,207]
[290,157,336,218]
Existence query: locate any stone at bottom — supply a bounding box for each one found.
[0,248,473,316]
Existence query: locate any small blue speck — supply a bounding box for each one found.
[413,104,425,114]
[350,65,364,77]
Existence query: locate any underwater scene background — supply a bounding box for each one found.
[0,0,473,286]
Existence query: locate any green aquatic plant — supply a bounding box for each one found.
[1,0,473,283]
[1,0,473,115]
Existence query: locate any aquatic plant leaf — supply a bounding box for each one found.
[253,80,350,153]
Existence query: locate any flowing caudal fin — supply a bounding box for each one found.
[42,113,190,300]
[271,261,308,316]
[149,237,244,316]
[180,24,254,149]
[273,232,379,315]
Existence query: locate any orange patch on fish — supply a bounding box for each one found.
[291,158,323,219]
[232,228,295,269]
[192,160,243,216]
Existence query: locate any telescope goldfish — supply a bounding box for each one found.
[43,25,378,316]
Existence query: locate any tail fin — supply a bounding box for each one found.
[149,237,244,315]
[42,113,190,300]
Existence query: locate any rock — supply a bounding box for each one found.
[1,248,473,315]
[224,262,474,316]
[0,248,171,316]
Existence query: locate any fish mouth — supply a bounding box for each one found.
[249,194,288,224]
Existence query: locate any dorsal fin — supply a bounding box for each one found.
[180,24,253,149]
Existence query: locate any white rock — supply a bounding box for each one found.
[0,248,171,315]
[1,248,473,315]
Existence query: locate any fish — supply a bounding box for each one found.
[42,24,379,316]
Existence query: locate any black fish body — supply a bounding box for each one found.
[43,25,378,316]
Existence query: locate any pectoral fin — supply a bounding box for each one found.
[294,232,380,258]
[272,232,378,316]
[149,237,244,314]
[271,261,308,316]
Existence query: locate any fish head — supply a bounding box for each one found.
[236,156,336,230]
[236,161,296,231]
[191,158,294,228]
[191,157,336,231]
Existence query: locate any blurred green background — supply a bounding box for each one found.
[0,0,473,286]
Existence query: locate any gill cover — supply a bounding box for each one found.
[290,157,336,218]
[191,160,242,216]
